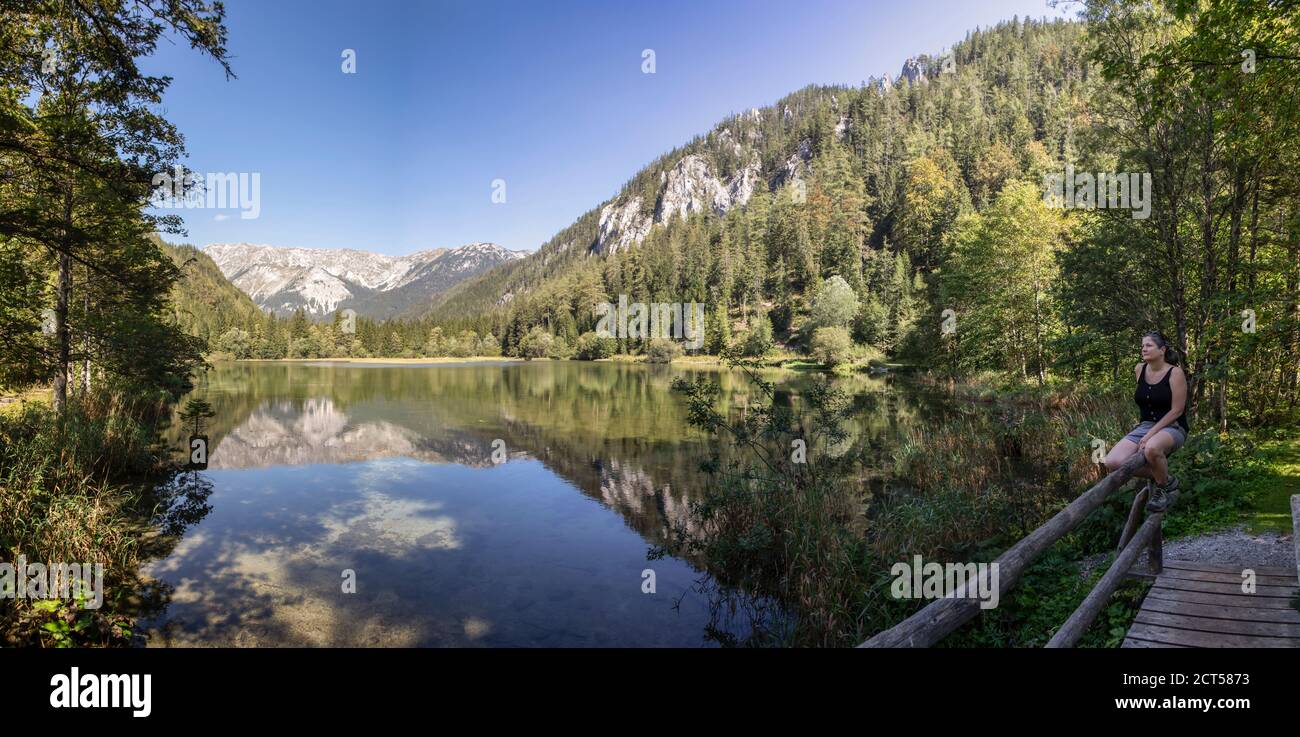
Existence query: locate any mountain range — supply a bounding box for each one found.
[203,242,527,319]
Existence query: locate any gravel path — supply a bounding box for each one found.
[1158,525,1296,570]
[1082,525,1296,577]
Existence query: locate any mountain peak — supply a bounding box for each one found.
[204,242,525,319]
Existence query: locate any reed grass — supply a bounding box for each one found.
[0,390,179,646]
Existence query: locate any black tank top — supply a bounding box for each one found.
[1135,363,1189,431]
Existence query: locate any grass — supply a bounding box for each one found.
[1234,434,1299,535]
[0,389,201,647]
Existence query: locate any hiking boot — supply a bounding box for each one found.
[1145,475,1178,513]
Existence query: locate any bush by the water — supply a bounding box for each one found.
[574,331,617,360]
[646,338,682,364]
[810,326,854,367]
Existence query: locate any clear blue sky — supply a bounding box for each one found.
[146,0,1066,255]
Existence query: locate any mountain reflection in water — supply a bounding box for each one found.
[143,361,941,646]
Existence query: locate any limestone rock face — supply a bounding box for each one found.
[899,57,928,85]
[596,197,653,256]
[594,153,762,255]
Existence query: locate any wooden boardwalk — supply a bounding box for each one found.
[1123,559,1300,648]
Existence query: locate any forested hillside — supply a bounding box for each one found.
[425,18,1092,358]
[160,239,264,348]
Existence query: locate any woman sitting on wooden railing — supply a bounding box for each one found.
[1103,331,1189,514]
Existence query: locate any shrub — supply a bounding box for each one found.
[645,338,681,364]
[517,327,553,360]
[0,393,211,646]
[740,314,774,357]
[546,336,573,360]
[477,333,502,357]
[810,326,855,367]
[574,331,616,360]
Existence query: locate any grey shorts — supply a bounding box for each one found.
[1123,421,1186,453]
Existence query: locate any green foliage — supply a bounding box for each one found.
[574,331,616,360]
[478,332,502,356]
[808,275,859,331]
[178,397,215,436]
[0,394,212,646]
[546,334,573,360]
[809,326,855,367]
[645,337,681,364]
[941,181,1066,384]
[0,2,231,407]
[1072,0,1300,427]
[215,328,253,359]
[739,313,775,357]
[947,550,1148,648]
[162,241,263,351]
[518,326,553,360]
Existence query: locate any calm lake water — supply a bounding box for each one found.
[142,360,947,647]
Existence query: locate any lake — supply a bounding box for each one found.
[142,360,948,646]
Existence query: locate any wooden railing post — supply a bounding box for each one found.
[1116,484,1148,554]
[1148,521,1163,575]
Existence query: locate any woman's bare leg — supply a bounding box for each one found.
[1142,431,1176,486]
[1104,439,1151,478]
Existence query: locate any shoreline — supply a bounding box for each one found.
[221,356,527,365]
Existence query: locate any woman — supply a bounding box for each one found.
[1103,331,1189,512]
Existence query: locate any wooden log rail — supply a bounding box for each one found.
[859,451,1148,648]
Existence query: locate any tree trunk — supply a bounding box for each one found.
[1287,208,1299,410]
[81,291,91,393]
[1216,170,1249,433]
[52,183,74,414]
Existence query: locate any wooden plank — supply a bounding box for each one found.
[1134,610,1300,639]
[1126,622,1299,648]
[1156,567,1298,587]
[1146,586,1299,610]
[1149,521,1163,573]
[1122,637,1187,648]
[1149,577,1296,598]
[1141,596,1300,624]
[1164,559,1295,578]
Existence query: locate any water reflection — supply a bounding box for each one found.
[142,361,946,646]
